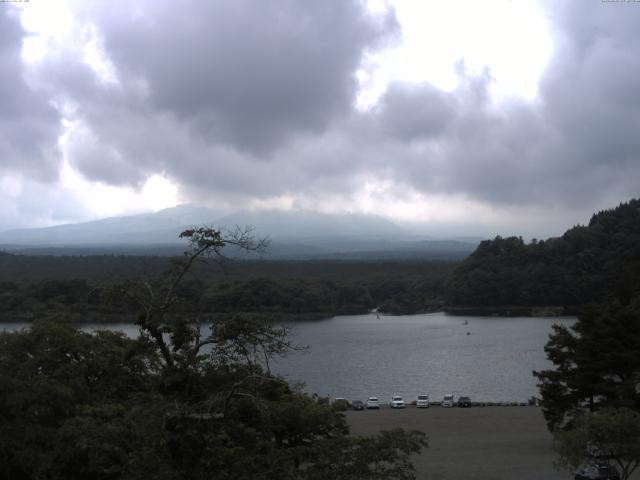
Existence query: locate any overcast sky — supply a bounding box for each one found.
[1,0,639,237]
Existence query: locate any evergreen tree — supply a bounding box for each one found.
[534,299,640,431]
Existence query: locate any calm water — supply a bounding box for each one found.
[2,312,573,403]
[275,312,574,403]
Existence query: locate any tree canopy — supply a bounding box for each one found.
[0,227,427,479]
[554,408,640,480]
[447,198,640,310]
[534,299,640,431]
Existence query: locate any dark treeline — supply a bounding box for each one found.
[0,228,427,479]
[0,255,455,320]
[447,199,640,312]
[4,198,640,321]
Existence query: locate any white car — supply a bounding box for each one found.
[417,394,430,408]
[442,393,454,408]
[366,396,380,409]
[390,395,405,409]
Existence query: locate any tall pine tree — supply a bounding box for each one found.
[534,299,640,430]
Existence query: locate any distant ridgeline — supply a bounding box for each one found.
[446,199,640,315]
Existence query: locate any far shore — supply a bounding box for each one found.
[0,306,578,324]
[444,305,578,316]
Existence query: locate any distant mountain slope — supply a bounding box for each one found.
[0,205,224,246]
[214,210,407,239]
[0,206,479,260]
[447,198,640,310]
[265,239,476,261]
[0,207,405,246]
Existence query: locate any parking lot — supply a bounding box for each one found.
[346,406,575,480]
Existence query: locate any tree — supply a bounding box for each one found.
[554,408,640,480]
[534,299,640,431]
[0,317,159,480]
[447,198,640,311]
[0,226,428,479]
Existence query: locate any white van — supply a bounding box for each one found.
[442,394,454,408]
[417,394,430,408]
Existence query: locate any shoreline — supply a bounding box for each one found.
[0,306,578,324]
[444,305,578,317]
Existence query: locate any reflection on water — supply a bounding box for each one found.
[2,312,574,403]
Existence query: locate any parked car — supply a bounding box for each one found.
[390,395,405,408]
[417,394,430,408]
[366,397,380,409]
[442,394,454,408]
[574,462,620,480]
[458,396,472,408]
[351,400,365,411]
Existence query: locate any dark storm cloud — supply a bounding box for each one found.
[539,1,640,181]
[78,0,398,153]
[33,0,398,193]
[10,0,640,230]
[0,6,61,181]
[352,71,554,204]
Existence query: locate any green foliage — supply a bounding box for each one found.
[448,199,640,309]
[0,319,159,479]
[299,428,427,480]
[0,257,455,320]
[529,201,640,477]
[554,408,640,480]
[201,277,375,316]
[0,227,427,479]
[534,299,640,431]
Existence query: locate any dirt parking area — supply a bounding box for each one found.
[346,406,575,480]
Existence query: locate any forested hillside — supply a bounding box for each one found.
[4,199,639,319]
[0,254,454,321]
[447,199,640,311]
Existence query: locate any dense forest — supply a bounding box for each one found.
[446,199,640,313]
[2,199,640,321]
[0,254,455,321]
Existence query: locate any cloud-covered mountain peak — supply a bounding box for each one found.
[215,209,406,239]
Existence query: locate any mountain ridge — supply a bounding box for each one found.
[0,205,479,260]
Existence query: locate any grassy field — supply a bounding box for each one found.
[346,406,629,480]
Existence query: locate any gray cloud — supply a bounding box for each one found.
[349,2,640,212]
[74,0,398,152]
[3,0,640,234]
[31,0,398,194]
[536,1,640,206]
[372,82,458,142]
[0,6,61,181]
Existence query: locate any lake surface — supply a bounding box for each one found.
[2,312,574,403]
[275,313,574,403]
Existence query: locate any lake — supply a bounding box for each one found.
[275,312,574,403]
[1,312,574,403]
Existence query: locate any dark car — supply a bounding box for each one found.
[351,400,365,411]
[574,462,620,480]
[458,396,472,408]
